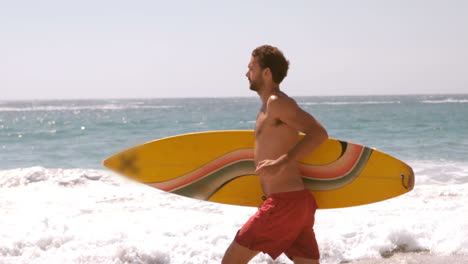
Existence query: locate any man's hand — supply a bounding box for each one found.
[255,154,292,176]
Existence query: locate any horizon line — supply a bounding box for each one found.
[1,92,467,102]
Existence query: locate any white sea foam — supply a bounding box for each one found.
[0,162,467,264]
[421,99,468,104]
[410,160,468,185]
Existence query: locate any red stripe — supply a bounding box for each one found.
[299,144,364,179]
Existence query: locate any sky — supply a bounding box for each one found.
[1,0,467,100]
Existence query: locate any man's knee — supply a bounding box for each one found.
[221,251,247,264]
[220,255,231,264]
[292,256,320,264]
[221,241,258,264]
[221,256,240,264]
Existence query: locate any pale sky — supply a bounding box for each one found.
[1,0,467,100]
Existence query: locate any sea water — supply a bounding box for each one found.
[0,95,467,264]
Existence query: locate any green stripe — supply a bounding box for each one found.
[172,160,255,200]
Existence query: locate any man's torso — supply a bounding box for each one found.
[254,95,306,195]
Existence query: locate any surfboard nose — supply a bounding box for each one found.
[102,155,117,171]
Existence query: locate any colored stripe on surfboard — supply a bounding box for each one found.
[146,142,374,200]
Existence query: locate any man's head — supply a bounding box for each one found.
[246,45,290,92]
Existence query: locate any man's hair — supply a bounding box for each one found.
[252,45,290,84]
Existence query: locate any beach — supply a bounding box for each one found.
[1,95,467,263]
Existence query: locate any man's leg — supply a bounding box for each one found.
[292,256,319,264]
[221,240,259,264]
[285,227,320,264]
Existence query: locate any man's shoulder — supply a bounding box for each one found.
[267,92,297,111]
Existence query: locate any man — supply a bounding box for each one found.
[222,45,328,264]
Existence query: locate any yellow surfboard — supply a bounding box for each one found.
[102,130,414,209]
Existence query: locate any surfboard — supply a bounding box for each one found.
[102,130,414,209]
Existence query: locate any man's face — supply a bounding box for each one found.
[246,56,264,92]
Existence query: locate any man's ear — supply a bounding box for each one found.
[262,67,272,80]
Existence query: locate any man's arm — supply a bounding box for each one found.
[271,96,328,162]
[255,96,328,175]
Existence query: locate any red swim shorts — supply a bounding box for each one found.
[234,189,319,260]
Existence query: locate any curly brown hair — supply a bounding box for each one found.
[252,45,290,84]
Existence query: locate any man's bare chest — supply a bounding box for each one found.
[255,111,283,138]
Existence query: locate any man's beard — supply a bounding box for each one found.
[249,79,262,92]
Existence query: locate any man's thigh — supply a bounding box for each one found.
[222,241,259,264]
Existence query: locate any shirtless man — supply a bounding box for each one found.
[222,45,328,264]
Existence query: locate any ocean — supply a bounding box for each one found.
[0,94,467,264]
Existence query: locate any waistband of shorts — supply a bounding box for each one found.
[264,189,311,200]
